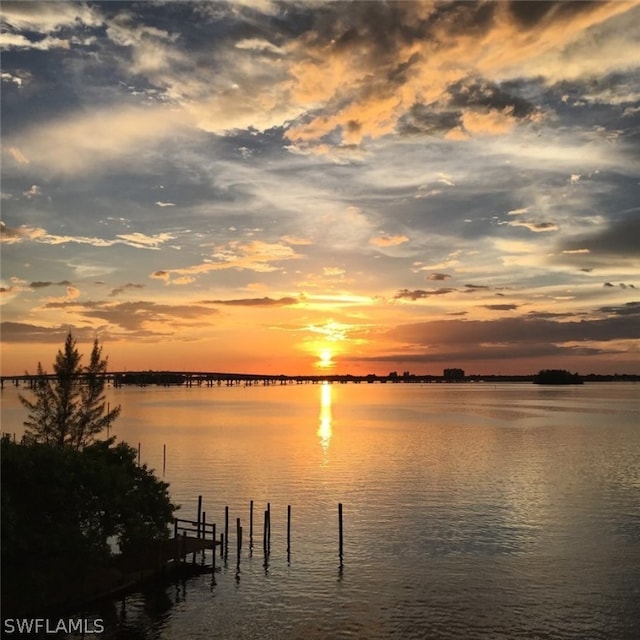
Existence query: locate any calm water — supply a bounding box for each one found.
[2,382,640,639]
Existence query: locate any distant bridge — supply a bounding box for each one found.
[3,371,635,390]
[0,370,438,389]
[0,370,544,390]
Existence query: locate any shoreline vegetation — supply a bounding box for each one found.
[532,369,584,385]
[1,334,177,617]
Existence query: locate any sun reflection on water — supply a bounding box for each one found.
[317,381,332,457]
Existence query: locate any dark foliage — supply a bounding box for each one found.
[533,369,584,384]
[1,436,176,614]
[20,333,121,449]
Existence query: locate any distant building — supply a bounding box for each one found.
[443,368,465,381]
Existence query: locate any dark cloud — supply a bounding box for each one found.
[109,283,145,297]
[448,79,536,119]
[526,311,579,319]
[41,300,218,334]
[389,314,640,347]
[394,288,456,300]
[561,216,640,257]
[397,104,461,136]
[598,301,640,317]
[0,321,95,344]
[200,296,298,306]
[464,284,490,293]
[304,1,434,61]
[427,273,451,281]
[355,342,623,365]
[508,1,603,29]
[29,280,72,289]
[484,304,519,311]
[398,77,537,138]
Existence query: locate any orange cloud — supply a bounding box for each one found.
[370,234,409,247]
[283,1,636,150]
[156,240,302,284]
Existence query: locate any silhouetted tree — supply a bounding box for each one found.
[1,436,176,614]
[20,333,121,449]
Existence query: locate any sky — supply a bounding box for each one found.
[1,0,639,376]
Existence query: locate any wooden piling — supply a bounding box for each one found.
[201,511,207,563]
[236,517,242,561]
[267,502,271,549]
[196,495,203,538]
[224,506,229,557]
[338,503,344,563]
[249,500,254,550]
[263,510,268,555]
[137,442,141,466]
[287,505,291,558]
[163,444,166,475]
[212,523,216,571]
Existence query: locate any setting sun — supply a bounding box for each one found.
[317,349,335,369]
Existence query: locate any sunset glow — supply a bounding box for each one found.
[317,349,335,370]
[1,1,639,375]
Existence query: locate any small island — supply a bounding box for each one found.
[533,369,584,385]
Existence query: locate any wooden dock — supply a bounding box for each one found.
[70,498,344,611]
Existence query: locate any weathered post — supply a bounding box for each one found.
[137,442,141,466]
[249,500,254,551]
[201,511,207,563]
[196,495,203,539]
[212,523,217,572]
[338,503,344,565]
[163,444,166,476]
[236,517,242,564]
[287,505,291,560]
[267,502,271,550]
[224,506,229,558]
[263,510,268,555]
